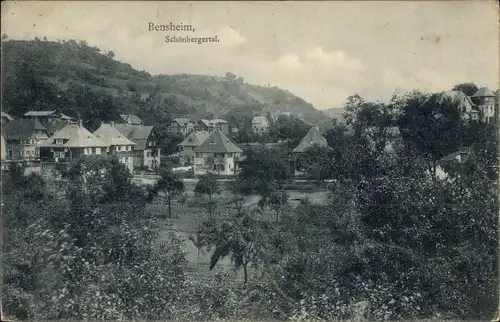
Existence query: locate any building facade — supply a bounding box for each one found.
[93,122,136,173]
[2,119,50,161]
[169,118,197,135]
[39,121,109,162]
[471,87,496,123]
[252,116,270,133]
[193,130,243,176]
[178,131,210,166]
[114,123,161,170]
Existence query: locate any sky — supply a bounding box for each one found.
[2,1,499,110]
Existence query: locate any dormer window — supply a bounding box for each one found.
[209,141,216,145]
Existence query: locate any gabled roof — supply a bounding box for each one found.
[198,119,212,127]
[114,124,154,150]
[94,122,136,146]
[119,114,144,125]
[172,117,194,126]
[252,116,269,126]
[1,111,14,121]
[472,87,495,98]
[292,126,328,153]
[1,119,48,140]
[24,110,57,117]
[194,130,243,153]
[178,131,210,147]
[46,122,108,148]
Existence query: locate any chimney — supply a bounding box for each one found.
[315,125,320,131]
[79,119,83,127]
[111,121,115,127]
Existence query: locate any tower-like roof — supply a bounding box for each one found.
[472,87,495,98]
[194,129,243,153]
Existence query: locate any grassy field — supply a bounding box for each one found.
[145,180,330,284]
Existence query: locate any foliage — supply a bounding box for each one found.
[148,168,185,218]
[194,174,221,218]
[452,82,479,96]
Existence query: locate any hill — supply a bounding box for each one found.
[2,39,330,133]
[322,107,345,124]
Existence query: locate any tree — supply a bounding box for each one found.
[452,82,479,96]
[149,169,184,219]
[225,72,237,80]
[106,50,115,59]
[200,210,270,283]
[397,92,467,179]
[194,174,221,219]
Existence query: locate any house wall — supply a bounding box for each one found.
[179,146,196,165]
[193,152,238,176]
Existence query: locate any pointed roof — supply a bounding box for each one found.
[194,130,243,153]
[292,126,328,153]
[120,114,143,125]
[93,122,136,146]
[178,131,210,147]
[1,119,48,140]
[440,90,477,111]
[46,122,108,148]
[472,87,495,98]
[172,117,194,126]
[114,123,154,150]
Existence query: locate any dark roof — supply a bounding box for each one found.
[1,119,48,140]
[172,118,194,126]
[178,131,210,147]
[194,130,243,153]
[120,114,144,125]
[472,87,495,98]
[45,119,72,136]
[114,124,154,150]
[292,126,328,153]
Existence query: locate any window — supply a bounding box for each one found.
[95,147,101,155]
[147,152,152,157]
[54,151,65,158]
[92,147,96,154]
[128,145,132,151]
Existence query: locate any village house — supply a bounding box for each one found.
[178,131,210,166]
[24,110,72,125]
[169,118,197,135]
[471,87,496,123]
[440,90,479,121]
[252,116,270,133]
[193,129,243,176]
[39,120,108,163]
[2,119,50,161]
[93,122,136,173]
[292,126,329,153]
[119,114,144,126]
[114,123,161,170]
[1,111,14,124]
[197,119,229,135]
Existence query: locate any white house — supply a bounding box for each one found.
[252,116,270,133]
[193,129,243,176]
